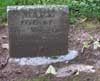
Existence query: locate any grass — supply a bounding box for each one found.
[10,76,51,81]
[0,0,100,24]
[9,72,99,81]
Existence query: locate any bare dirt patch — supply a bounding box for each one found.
[0,21,100,81]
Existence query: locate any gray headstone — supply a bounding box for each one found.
[7,5,69,58]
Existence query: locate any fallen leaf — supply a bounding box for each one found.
[93,41,100,50]
[45,65,57,75]
[80,18,87,23]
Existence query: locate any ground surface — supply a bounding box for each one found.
[0,20,100,81]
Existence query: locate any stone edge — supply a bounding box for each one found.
[7,5,69,13]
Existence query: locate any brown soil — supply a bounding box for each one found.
[0,21,100,81]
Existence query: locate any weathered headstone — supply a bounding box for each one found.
[7,5,69,57]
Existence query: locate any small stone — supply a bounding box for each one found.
[65,61,69,64]
[2,43,9,49]
[56,64,95,77]
[15,69,22,74]
[1,35,8,39]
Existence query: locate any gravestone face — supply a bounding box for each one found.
[7,5,69,57]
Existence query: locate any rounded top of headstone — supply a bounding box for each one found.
[7,5,69,13]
